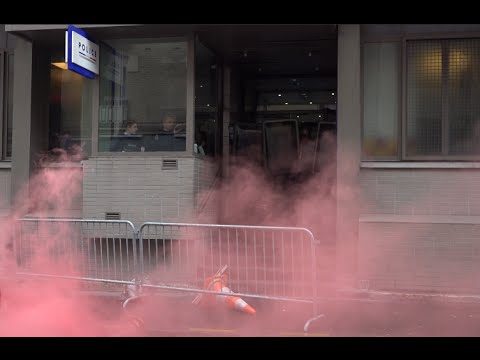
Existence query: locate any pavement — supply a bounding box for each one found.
[6,275,480,336]
[80,289,480,336]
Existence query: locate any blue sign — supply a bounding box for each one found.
[66,25,99,79]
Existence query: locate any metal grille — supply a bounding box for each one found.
[407,38,480,157]
[105,212,121,220]
[139,222,319,301]
[16,219,139,281]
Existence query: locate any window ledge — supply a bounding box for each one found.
[0,161,12,169]
[23,210,82,219]
[37,162,83,168]
[361,161,480,169]
[89,153,193,158]
[360,214,480,224]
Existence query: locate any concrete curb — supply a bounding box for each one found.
[336,288,480,305]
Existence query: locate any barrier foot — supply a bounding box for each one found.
[303,314,325,333]
[122,295,143,311]
[122,295,146,329]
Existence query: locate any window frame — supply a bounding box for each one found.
[0,49,13,161]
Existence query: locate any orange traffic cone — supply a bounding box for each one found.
[207,274,256,316]
[202,274,227,306]
[193,265,227,306]
[196,268,256,316]
[193,274,225,307]
[217,284,256,316]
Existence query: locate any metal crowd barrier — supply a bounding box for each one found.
[14,218,323,332]
[15,218,140,282]
[138,222,323,331]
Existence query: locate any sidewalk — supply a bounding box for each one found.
[79,287,480,336]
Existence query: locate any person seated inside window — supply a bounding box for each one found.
[194,132,207,155]
[110,120,145,152]
[147,112,186,151]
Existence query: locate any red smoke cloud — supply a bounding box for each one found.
[2,131,469,336]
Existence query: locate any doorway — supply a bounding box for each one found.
[199,25,338,242]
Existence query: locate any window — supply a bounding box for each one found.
[407,38,480,158]
[98,39,187,153]
[194,39,218,157]
[363,38,480,161]
[48,58,93,160]
[1,50,13,160]
[362,42,400,159]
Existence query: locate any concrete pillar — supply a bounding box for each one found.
[336,24,361,289]
[10,37,32,206]
[0,25,6,48]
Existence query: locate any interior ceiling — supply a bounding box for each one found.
[198,25,338,78]
[16,24,337,77]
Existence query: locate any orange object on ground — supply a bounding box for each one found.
[201,274,227,306]
[217,285,256,315]
[193,265,227,306]
[203,274,256,315]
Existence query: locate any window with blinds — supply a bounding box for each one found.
[362,42,400,159]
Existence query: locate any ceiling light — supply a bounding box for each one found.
[278,94,282,97]
[285,102,289,105]
[52,62,68,70]
[309,101,313,105]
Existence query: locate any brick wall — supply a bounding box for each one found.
[83,157,195,226]
[359,168,480,294]
[359,169,480,216]
[0,169,11,216]
[359,221,480,293]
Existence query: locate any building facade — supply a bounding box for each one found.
[358,24,480,294]
[2,24,480,295]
